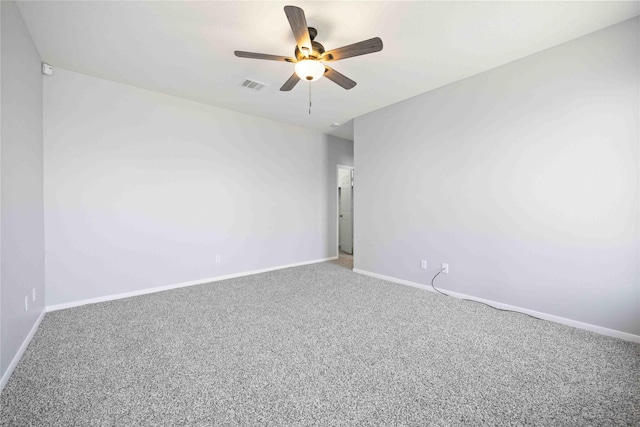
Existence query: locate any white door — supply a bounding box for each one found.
[339,169,353,254]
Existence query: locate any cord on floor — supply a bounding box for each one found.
[430,270,543,321]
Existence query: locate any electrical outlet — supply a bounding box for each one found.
[441,263,449,274]
[420,260,427,270]
[215,255,221,263]
[32,288,36,302]
[24,296,29,312]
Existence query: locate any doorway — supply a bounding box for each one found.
[337,166,354,269]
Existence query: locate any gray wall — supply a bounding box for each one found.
[354,18,639,335]
[1,0,45,382]
[0,0,3,385]
[44,68,353,306]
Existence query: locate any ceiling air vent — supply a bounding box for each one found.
[240,79,267,92]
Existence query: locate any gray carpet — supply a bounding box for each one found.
[2,262,639,426]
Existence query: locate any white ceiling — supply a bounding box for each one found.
[16,1,640,140]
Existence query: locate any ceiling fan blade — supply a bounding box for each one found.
[280,73,301,91]
[284,6,312,54]
[234,51,296,62]
[321,37,383,62]
[324,66,356,90]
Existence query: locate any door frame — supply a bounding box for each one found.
[336,164,354,256]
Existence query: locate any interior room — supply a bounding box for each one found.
[1,1,639,424]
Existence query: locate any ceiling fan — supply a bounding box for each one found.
[234,5,383,91]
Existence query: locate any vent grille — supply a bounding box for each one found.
[241,79,267,92]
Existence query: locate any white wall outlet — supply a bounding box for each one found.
[32,288,36,302]
[24,296,29,312]
[441,263,449,274]
[215,255,221,263]
[420,260,427,270]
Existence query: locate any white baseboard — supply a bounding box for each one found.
[353,268,640,344]
[47,256,339,312]
[1,310,45,392]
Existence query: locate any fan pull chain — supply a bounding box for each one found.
[308,82,312,115]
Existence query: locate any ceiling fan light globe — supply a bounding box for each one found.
[294,60,325,82]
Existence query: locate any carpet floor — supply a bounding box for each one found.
[2,262,639,426]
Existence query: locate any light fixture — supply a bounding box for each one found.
[295,59,325,82]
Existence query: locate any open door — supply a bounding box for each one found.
[338,168,353,254]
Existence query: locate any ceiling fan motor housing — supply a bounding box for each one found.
[294,28,325,60]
